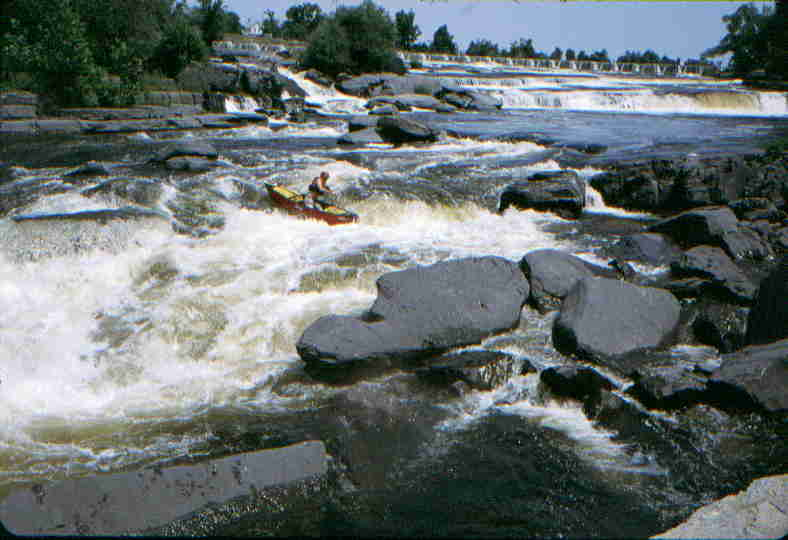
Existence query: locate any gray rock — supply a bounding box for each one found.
[81,178,163,207]
[710,338,788,413]
[648,205,739,248]
[36,119,84,135]
[720,227,772,261]
[0,441,328,536]
[499,170,587,219]
[690,299,749,353]
[369,104,398,116]
[347,115,379,132]
[552,277,681,365]
[746,255,788,345]
[0,105,37,119]
[366,96,411,111]
[670,246,756,304]
[604,233,682,266]
[164,157,218,172]
[297,256,529,368]
[626,366,709,410]
[154,141,219,162]
[338,127,384,146]
[652,474,788,539]
[11,206,169,224]
[519,249,619,312]
[589,170,662,210]
[540,365,616,402]
[376,116,438,145]
[65,161,113,178]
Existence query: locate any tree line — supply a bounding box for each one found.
[0,0,243,107]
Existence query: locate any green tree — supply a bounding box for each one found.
[150,17,208,78]
[565,48,576,61]
[262,10,281,37]
[550,47,563,61]
[508,38,535,58]
[466,39,499,57]
[431,24,457,54]
[301,0,404,77]
[702,3,775,76]
[282,2,323,40]
[198,0,227,47]
[394,10,421,50]
[1,0,103,106]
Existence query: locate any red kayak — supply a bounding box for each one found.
[264,183,359,225]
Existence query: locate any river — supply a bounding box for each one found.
[0,59,786,535]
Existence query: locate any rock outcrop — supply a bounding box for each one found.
[499,170,586,219]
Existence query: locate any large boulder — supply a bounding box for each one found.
[499,170,586,219]
[648,206,739,248]
[669,246,757,304]
[519,249,619,312]
[539,365,616,403]
[436,88,502,111]
[337,127,384,146]
[375,116,438,145]
[297,256,530,368]
[626,365,709,410]
[552,277,681,367]
[153,141,219,162]
[652,474,788,540]
[689,299,749,353]
[709,338,788,413]
[745,255,788,345]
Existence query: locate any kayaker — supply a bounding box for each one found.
[306,171,333,208]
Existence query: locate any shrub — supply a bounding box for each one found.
[150,19,208,79]
[301,0,405,78]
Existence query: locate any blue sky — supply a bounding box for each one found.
[222,1,768,62]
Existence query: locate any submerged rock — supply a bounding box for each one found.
[552,277,681,368]
[416,350,530,391]
[297,256,529,371]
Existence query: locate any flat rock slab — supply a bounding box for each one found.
[652,474,788,539]
[0,441,328,536]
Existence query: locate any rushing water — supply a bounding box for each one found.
[0,62,786,535]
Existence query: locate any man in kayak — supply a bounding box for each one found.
[305,171,333,209]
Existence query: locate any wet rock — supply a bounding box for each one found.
[689,299,749,353]
[81,178,163,207]
[709,338,788,413]
[338,127,384,146]
[627,366,709,410]
[64,161,113,179]
[369,104,398,116]
[769,226,788,252]
[589,170,662,210]
[652,474,788,539]
[366,96,411,112]
[0,177,72,217]
[375,116,438,145]
[0,440,328,536]
[304,69,332,87]
[154,141,219,162]
[603,232,682,267]
[669,246,756,304]
[165,156,219,172]
[745,255,788,345]
[729,197,783,222]
[583,389,647,438]
[436,88,502,111]
[540,365,616,403]
[416,350,528,391]
[297,256,529,370]
[719,227,772,261]
[347,115,379,132]
[499,170,586,219]
[552,277,681,367]
[519,249,619,312]
[648,206,739,249]
[11,206,169,224]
